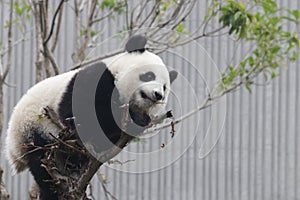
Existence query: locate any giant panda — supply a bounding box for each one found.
[5,35,177,199]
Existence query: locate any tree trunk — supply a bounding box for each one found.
[0,83,10,199]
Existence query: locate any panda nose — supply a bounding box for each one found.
[154,91,163,101]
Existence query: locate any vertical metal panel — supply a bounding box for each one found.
[0,0,299,199]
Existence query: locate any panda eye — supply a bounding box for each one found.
[140,91,148,99]
[139,72,156,82]
[163,84,166,91]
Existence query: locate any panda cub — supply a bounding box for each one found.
[5,35,177,198]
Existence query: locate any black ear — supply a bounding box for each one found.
[169,70,178,83]
[125,35,147,53]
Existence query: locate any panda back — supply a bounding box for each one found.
[5,70,78,173]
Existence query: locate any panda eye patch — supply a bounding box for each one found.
[139,71,156,82]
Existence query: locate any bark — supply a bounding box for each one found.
[0,168,9,200]
[0,0,14,198]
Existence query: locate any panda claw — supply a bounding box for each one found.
[150,110,173,124]
[166,110,173,118]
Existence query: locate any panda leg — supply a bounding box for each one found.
[26,130,58,200]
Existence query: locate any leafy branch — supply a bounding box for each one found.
[145,0,299,135]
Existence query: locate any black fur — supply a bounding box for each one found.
[139,71,156,82]
[125,35,147,53]
[94,64,123,145]
[58,75,77,129]
[129,106,151,127]
[169,70,178,83]
[59,62,123,152]
[26,128,59,200]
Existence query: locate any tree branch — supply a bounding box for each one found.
[51,2,64,53]
[31,0,44,82]
[1,0,14,82]
[76,0,97,62]
[71,49,123,70]
[91,9,114,25]
[0,1,14,199]
[97,172,117,200]
[44,0,65,46]
[44,43,60,75]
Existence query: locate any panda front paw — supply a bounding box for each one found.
[150,110,173,125]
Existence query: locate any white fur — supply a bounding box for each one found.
[6,70,78,173]
[103,51,171,103]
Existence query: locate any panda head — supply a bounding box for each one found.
[103,35,177,127]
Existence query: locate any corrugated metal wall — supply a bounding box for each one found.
[0,1,299,199]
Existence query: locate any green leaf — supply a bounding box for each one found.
[270,16,281,25]
[291,9,300,20]
[290,52,299,61]
[14,2,22,15]
[237,2,246,10]
[229,69,237,79]
[234,11,242,21]
[248,56,254,66]
[14,0,31,16]
[271,71,277,78]
[80,29,87,36]
[270,45,281,54]
[245,82,252,93]
[289,35,299,47]
[176,23,186,34]
[101,0,116,10]
[90,30,96,37]
[261,0,277,14]
[132,137,145,143]
[21,0,30,11]
[26,14,31,21]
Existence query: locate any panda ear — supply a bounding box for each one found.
[125,35,147,53]
[169,70,178,83]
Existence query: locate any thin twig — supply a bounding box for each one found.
[44,0,65,45]
[42,0,49,40]
[42,106,87,154]
[71,49,123,70]
[44,57,52,77]
[15,146,44,164]
[156,0,185,28]
[133,0,148,25]
[74,0,81,63]
[97,172,118,200]
[51,2,64,52]
[143,96,211,135]
[91,9,114,24]
[42,2,51,80]
[31,0,44,82]
[124,0,131,35]
[136,1,160,30]
[77,0,97,62]
[44,44,60,75]
[1,0,14,82]
[47,132,87,156]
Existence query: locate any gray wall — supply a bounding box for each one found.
[0,0,299,199]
